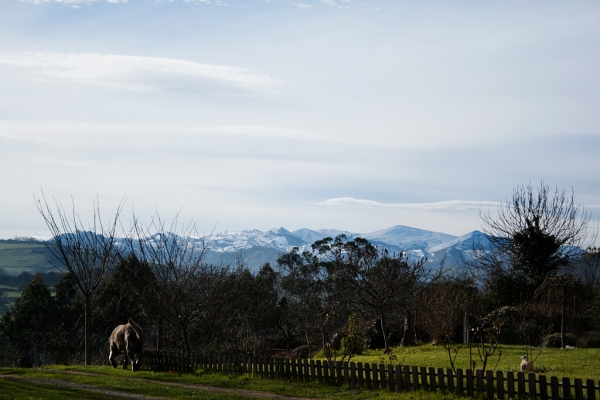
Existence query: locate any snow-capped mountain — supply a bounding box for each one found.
[200,225,490,272]
[51,225,490,273]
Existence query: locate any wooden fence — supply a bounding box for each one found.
[143,350,599,400]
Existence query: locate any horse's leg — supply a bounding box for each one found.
[123,354,129,370]
[109,348,118,368]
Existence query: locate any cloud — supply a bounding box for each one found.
[0,52,282,95]
[317,197,501,210]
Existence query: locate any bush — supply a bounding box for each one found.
[544,333,576,348]
[577,331,600,348]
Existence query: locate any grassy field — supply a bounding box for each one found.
[336,344,600,381]
[0,241,54,274]
[0,345,598,399]
[0,365,458,400]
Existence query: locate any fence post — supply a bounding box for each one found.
[290,358,296,381]
[404,365,412,391]
[508,371,516,399]
[517,372,526,400]
[412,366,419,391]
[310,359,316,382]
[497,370,505,400]
[551,376,560,400]
[336,361,343,386]
[304,359,310,382]
[564,377,572,400]
[429,367,437,392]
[438,368,445,393]
[466,369,474,397]
[365,363,372,390]
[316,360,323,384]
[539,375,548,400]
[378,363,385,390]
[323,360,330,385]
[270,358,275,380]
[350,362,357,388]
[343,362,350,386]
[388,365,395,392]
[587,379,596,400]
[397,365,404,392]
[372,363,379,389]
[379,363,386,389]
[529,373,538,399]
[476,369,483,396]
[447,368,455,393]
[358,362,364,388]
[420,366,427,390]
[575,378,584,400]
[456,368,464,396]
[486,369,494,399]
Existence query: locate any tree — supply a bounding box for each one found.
[126,211,212,355]
[0,275,58,365]
[35,193,124,365]
[477,182,593,303]
[313,235,427,353]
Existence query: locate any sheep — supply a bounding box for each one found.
[520,355,534,372]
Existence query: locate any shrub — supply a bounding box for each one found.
[544,333,576,348]
[577,331,600,348]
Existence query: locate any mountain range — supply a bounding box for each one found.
[201,225,490,273]
[0,225,491,276]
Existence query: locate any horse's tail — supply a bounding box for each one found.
[128,318,144,340]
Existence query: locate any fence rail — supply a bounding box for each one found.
[142,350,598,400]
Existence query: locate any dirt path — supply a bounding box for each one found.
[0,372,314,400]
[0,374,162,400]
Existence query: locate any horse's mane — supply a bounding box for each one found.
[128,318,143,340]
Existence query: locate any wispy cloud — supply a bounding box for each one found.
[317,197,501,210]
[0,52,282,95]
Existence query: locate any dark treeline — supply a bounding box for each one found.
[1,183,600,368]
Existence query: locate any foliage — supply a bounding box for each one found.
[545,333,576,348]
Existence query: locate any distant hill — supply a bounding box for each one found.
[0,225,492,275]
[0,239,56,275]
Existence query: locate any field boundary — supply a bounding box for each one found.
[143,350,600,400]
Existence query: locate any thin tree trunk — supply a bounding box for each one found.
[401,314,415,346]
[379,311,389,352]
[157,318,162,351]
[561,284,567,348]
[85,295,91,366]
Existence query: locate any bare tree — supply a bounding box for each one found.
[125,211,215,355]
[35,192,124,365]
[479,182,593,287]
[416,277,474,372]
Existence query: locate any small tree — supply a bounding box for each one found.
[36,193,124,365]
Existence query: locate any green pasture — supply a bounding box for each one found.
[0,241,54,273]
[0,365,456,400]
[328,344,600,381]
[0,345,599,399]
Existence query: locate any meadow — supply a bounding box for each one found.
[1,344,599,400]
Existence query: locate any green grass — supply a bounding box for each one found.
[0,365,462,400]
[0,241,54,272]
[333,344,600,380]
[1,346,599,399]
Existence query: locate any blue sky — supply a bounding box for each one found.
[1,0,599,239]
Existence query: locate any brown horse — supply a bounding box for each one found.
[109,318,144,371]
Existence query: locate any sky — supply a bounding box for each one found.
[0,0,599,240]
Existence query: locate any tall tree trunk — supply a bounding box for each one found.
[401,314,415,346]
[379,311,389,352]
[85,295,91,366]
[561,284,567,348]
[157,317,162,351]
